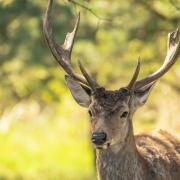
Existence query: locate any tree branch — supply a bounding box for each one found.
[67,0,110,21]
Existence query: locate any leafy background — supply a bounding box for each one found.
[0,0,180,179]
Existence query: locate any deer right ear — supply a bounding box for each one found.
[65,75,91,107]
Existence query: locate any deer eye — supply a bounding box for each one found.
[120,111,128,118]
[88,110,93,117]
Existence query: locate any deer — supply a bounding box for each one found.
[43,0,180,180]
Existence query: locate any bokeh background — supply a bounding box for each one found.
[0,0,180,179]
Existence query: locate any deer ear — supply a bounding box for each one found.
[65,75,91,107]
[133,82,155,107]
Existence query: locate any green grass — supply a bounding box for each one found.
[0,120,96,180]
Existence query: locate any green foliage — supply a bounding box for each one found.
[0,0,180,179]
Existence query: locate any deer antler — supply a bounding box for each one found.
[127,58,141,91]
[43,0,98,89]
[43,0,179,93]
[134,28,180,90]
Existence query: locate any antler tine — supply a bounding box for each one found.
[78,60,99,89]
[43,0,89,86]
[135,28,180,90]
[127,58,141,91]
[62,12,80,61]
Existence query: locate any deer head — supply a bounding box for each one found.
[43,0,180,150]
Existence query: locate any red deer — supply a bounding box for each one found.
[43,0,180,179]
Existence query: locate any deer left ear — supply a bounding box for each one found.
[133,82,156,106]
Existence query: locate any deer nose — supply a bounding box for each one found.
[91,132,107,145]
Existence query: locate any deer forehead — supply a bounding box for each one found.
[90,87,130,112]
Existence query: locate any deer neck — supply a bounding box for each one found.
[96,120,146,180]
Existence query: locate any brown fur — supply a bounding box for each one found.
[136,130,180,180]
[88,88,180,180]
[96,127,180,180]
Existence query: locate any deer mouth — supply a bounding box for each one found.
[95,142,111,150]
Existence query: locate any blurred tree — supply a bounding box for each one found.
[0,0,179,109]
